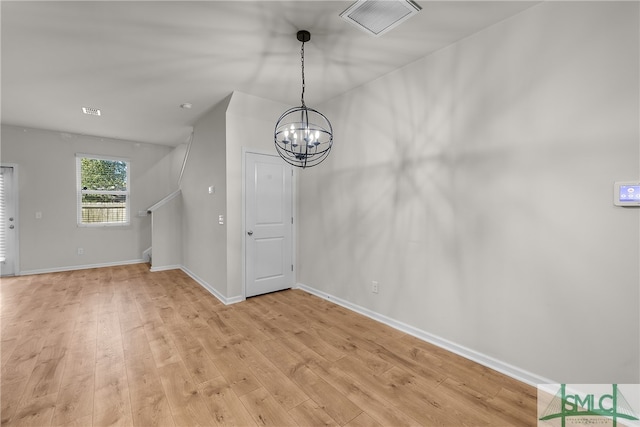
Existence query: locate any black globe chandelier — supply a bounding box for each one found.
[274,30,333,168]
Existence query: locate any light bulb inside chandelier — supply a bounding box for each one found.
[274,30,333,168]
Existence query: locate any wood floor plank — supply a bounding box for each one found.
[156,305,185,330]
[71,317,98,344]
[289,365,363,426]
[125,352,175,427]
[64,337,97,375]
[157,361,217,427]
[175,301,212,332]
[118,309,144,334]
[0,265,538,426]
[1,334,46,384]
[307,358,421,427]
[309,326,393,375]
[398,334,509,397]
[197,335,262,397]
[122,325,153,358]
[180,344,222,385]
[1,317,32,343]
[217,308,272,344]
[253,294,309,335]
[288,399,340,427]
[290,329,345,363]
[21,350,68,401]
[343,412,384,427]
[373,332,449,382]
[115,288,138,314]
[58,414,93,427]
[232,302,283,341]
[291,292,406,344]
[239,387,298,426]
[6,392,57,427]
[93,408,134,427]
[93,360,133,427]
[379,365,494,426]
[197,376,258,426]
[52,370,94,426]
[144,321,182,368]
[134,296,165,326]
[492,383,537,416]
[254,338,363,426]
[96,335,126,368]
[335,356,462,426]
[1,338,18,368]
[98,311,122,341]
[0,377,29,425]
[230,338,308,410]
[437,377,537,427]
[204,309,238,337]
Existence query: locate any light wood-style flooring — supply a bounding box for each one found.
[1,264,537,426]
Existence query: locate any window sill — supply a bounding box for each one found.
[77,222,131,228]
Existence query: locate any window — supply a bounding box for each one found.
[76,154,130,226]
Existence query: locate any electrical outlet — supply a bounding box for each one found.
[77,247,84,255]
[372,281,379,294]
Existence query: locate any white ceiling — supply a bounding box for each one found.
[1,1,539,146]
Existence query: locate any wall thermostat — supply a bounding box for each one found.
[614,181,640,206]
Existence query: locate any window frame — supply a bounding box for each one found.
[76,153,131,227]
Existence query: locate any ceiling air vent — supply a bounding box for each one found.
[340,0,422,37]
[82,106,101,116]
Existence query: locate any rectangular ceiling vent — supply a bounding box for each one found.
[82,106,101,116]
[340,0,422,37]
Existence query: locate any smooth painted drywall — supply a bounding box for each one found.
[1,125,176,273]
[150,192,182,270]
[180,96,229,295]
[298,1,639,383]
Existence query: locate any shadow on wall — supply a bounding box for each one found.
[297,1,640,384]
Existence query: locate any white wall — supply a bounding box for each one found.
[180,96,229,296]
[1,125,176,273]
[298,1,639,384]
[150,192,183,271]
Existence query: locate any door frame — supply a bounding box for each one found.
[241,148,296,299]
[1,163,20,276]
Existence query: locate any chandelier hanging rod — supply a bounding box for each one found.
[298,30,309,107]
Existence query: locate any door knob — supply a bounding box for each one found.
[247,230,253,236]
[9,225,14,229]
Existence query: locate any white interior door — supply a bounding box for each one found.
[1,166,17,276]
[245,153,293,298]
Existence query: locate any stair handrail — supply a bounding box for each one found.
[147,189,182,214]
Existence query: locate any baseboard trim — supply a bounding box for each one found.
[295,282,554,388]
[179,266,244,306]
[149,264,181,273]
[19,259,145,276]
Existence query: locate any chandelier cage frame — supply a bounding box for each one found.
[274,30,334,169]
